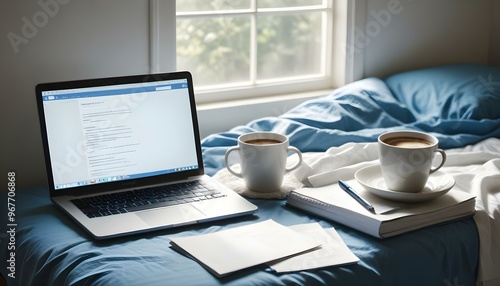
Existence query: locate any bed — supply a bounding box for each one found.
[2,63,500,286]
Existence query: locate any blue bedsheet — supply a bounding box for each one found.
[2,64,499,286]
[0,187,479,286]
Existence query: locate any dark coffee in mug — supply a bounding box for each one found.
[383,137,432,148]
[244,139,283,145]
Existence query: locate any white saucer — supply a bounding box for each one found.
[354,165,455,203]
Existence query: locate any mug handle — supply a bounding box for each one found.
[285,146,303,172]
[430,149,446,174]
[224,146,243,178]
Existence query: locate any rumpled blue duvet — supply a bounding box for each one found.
[202,64,500,177]
[1,64,499,286]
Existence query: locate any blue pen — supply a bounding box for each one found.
[338,180,375,213]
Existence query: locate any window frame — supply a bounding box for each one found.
[154,0,349,105]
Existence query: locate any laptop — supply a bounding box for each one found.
[35,71,258,239]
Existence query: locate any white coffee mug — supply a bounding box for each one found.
[378,130,446,193]
[224,132,302,193]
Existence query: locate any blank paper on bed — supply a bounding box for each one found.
[268,223,359,273]
[169,219,320,277]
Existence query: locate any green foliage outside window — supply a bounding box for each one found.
[177,0,324,88]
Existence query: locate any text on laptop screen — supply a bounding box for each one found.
[41,79,199,190]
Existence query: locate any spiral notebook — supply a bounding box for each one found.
[286,180,476,238]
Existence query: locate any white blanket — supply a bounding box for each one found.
[215,138,500,286]
[294,138,500,286]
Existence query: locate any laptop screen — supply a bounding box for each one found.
[37,73,201,192]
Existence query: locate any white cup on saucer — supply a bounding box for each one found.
[224,132,302,193]
[378,130,447,193]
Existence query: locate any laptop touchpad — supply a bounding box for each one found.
[136,205,206,227]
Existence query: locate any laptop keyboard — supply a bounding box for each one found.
[71,180,226,218]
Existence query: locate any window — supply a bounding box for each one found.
[176,0,334,103]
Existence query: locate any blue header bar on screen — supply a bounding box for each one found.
[41,80,188,101]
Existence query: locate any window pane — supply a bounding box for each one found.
[177,0,251,13]
[176,16,251,87]
[258,0,323,9]
[257,12,323,81]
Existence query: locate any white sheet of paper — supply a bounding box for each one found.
[268,223,359,273]
[169,219,320,277]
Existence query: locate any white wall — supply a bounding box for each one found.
[353,0,497,79]
[1,0,499,189]
[0,0,174,189]
[491,1,500,66]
